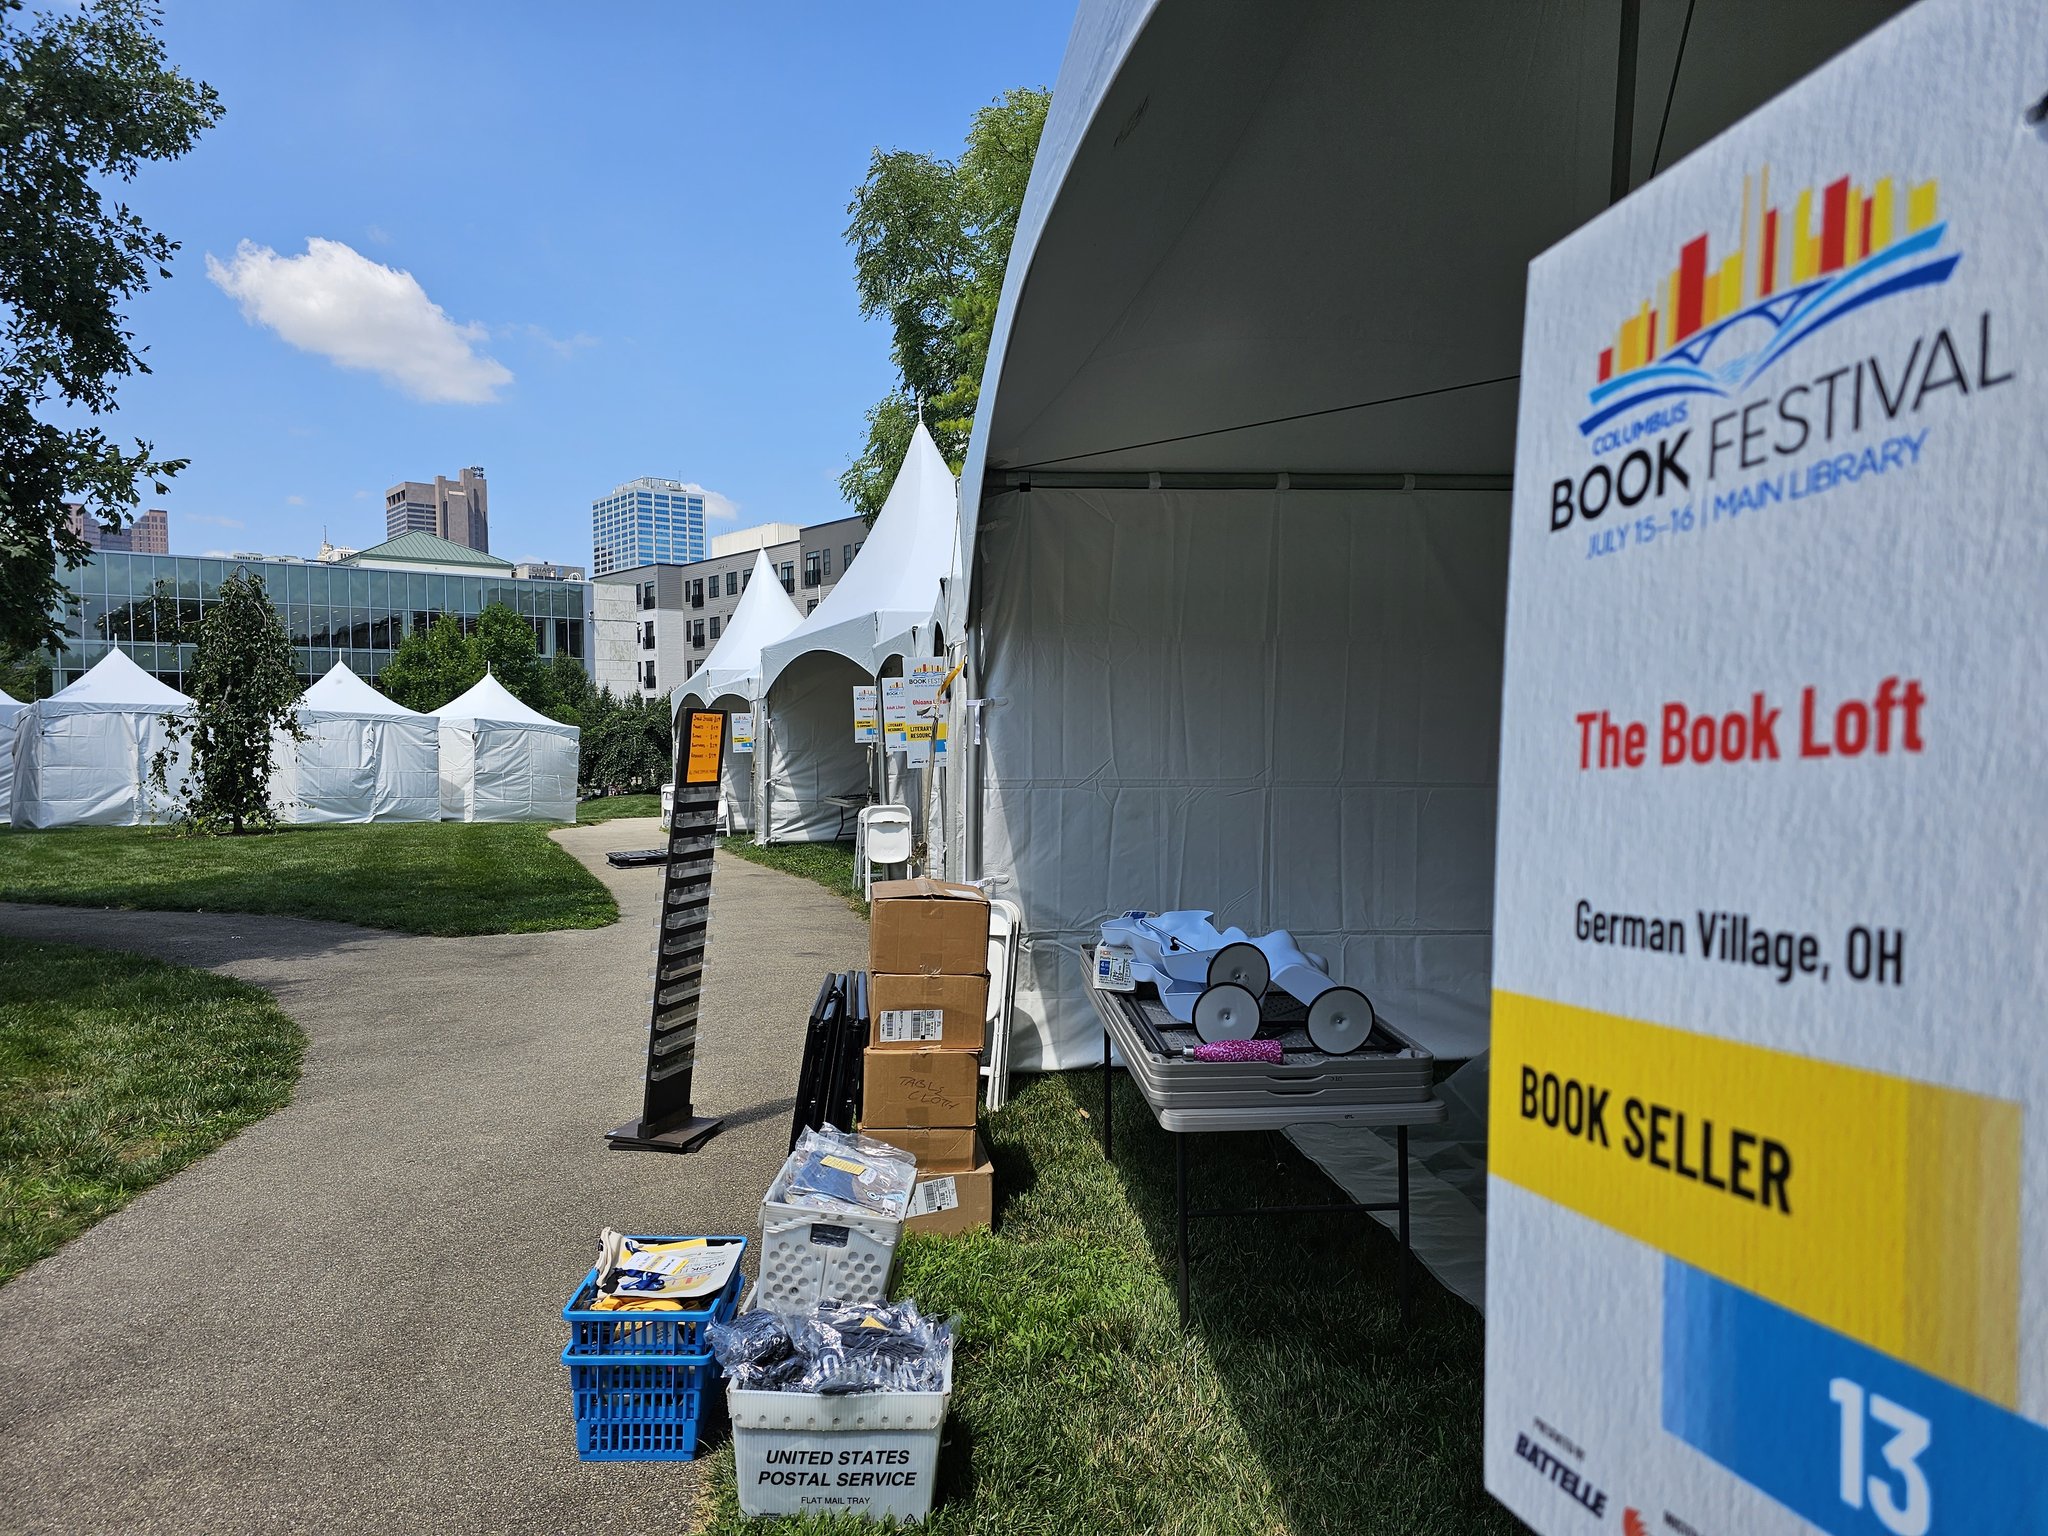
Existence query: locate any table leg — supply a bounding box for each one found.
[1102,1028,1113,1162]
[1397,1124,1413,1324]
[1176,1132,1190,1328]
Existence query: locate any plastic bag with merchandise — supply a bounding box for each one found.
[776,1126,917,1219]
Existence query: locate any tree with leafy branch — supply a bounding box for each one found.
[840,86,1049,517]
[149,569,305,834]
[0,0,221,656]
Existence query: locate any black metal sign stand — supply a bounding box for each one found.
[608,710,727,1154]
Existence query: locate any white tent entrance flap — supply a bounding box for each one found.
[976,484,1506,1072]
[10,650,192,828]
[437,673,579,823]
[0,688,23,827]
[762,652,871,843]
[272,662,439,824]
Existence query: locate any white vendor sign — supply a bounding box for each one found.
[1486,4,2048,1535]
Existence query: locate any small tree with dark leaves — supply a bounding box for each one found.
[150,569,304,833]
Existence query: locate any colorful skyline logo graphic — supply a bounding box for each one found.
[1580,166,1959,436]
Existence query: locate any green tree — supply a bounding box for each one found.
[377,613,475,713]
[468,603,545,704]
[840,86,1049,516]
[149,569,304,834]
[0,0,222,654]
[577,689,672,796]
[0,643,51,700]
[542,650,597,726]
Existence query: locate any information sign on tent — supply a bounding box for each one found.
[731,712,755,755]
[853,686,880,743]
[1485,5,2045,1533]
[881,677,912,754]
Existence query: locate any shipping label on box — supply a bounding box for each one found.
[905,1141,993,1237]
[862,1125,979,1174]
[869,878,990,976]
[869,972,988,1051]
[862,1047,980,1128]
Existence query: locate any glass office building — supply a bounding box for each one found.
[591,477,707,575]
[50,551,589,692]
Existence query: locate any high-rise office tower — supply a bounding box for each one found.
[384,466,490,551]
[590,477,707,576]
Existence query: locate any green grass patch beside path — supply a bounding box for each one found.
[718,835,865,915]
[701,1071,1515,1535]
[0,938,304,1285]
[0,821,617,936]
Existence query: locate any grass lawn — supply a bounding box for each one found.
[700,1071,1514,1535]
[719,835,866,915]
[0,821,617,936]
[0,938,304,1284]
[577,793,661,823]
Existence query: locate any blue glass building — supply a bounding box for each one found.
[591,477,707,575]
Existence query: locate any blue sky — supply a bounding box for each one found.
[107,2,1073,566]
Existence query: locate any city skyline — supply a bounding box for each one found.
[92,3,1069,569]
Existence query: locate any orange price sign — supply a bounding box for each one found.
[683,710,725,786]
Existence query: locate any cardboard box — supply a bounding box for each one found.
[870,878,990,976]
[904,1139,994,1236]
[862,1125,980,1174]
[862,1046,980,1129]
[869,972,988,1052]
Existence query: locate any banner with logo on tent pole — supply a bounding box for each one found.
[852,686,880,744]
[1486,3,2047,1533]
[731,712,755,755]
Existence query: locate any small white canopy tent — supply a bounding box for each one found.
[756,421,957,842]
[271,662,439,824]
[675,549,803,832]
[944,0,1909,1072]
[0,687,23,827]
[436,673,579,823]
[10,651,192,828]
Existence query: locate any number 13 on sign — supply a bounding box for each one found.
[1830,1378,1931,1536]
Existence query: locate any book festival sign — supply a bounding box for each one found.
[1487,2,2047,1533]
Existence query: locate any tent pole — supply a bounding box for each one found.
[1610,0,1641,204]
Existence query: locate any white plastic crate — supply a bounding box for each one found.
[728,1342,952,1523]
[756,1164,904,1313]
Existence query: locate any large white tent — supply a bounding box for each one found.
[756,420,958,842]
[271,662,439,824]
[941,0,1909,1073]
[436,673,579,823]
[0,687,23,827]
[10,651,192,828]
[675,549,803,832]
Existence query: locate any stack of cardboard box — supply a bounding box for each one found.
[863,878,995,1236]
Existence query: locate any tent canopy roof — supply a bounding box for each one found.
[437,672,577,736]
[952,0,1908,628]
[301,662,428,719]
[760,421,956,691]
[48,649,190,710]
[677,549,804,711]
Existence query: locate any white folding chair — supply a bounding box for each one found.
[857,804,914,899]
[982,897,1022,1111]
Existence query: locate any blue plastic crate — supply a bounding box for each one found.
[561,1235,747,1356]
[563,1348,718,1462]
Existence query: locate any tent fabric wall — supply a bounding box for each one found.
[696,689,758,833]
[0,690,21,827]
[763,652,871,843]
[435,674,579,823]
[974,485,1507,1071]
[272,663,439,824]
[10,653,192,829]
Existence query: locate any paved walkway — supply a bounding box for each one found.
[0,822,866,1533]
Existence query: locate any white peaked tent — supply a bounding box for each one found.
[0,687,23,827]
[436,673,579,823]
[675,549,803,833]
[10,651,192,828]
[271,663,439,824]
[677,550,804,710]
[757,421,958,842]
[941,0,1910,1072]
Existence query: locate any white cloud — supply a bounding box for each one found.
[184,514,244,530]
[353,489,370,499]
[285,494,305,506]
[516,323,599,358]
[207,237,513,404]
[681,482,740,521]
